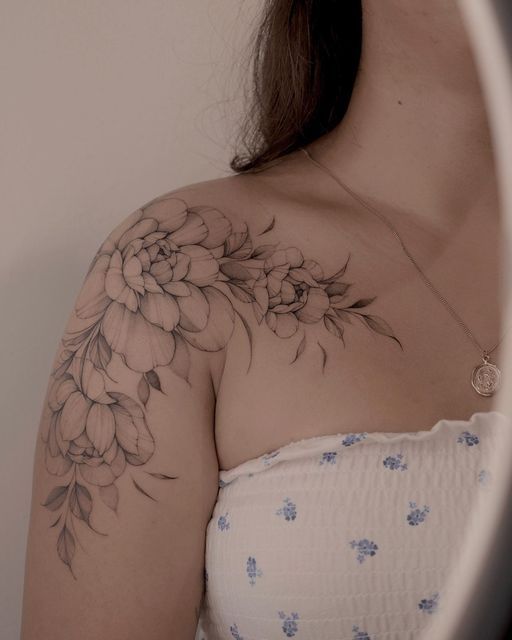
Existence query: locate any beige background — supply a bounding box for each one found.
[0,1,260,637]
[4,2,512,639]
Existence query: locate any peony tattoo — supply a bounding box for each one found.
[40,195,403,576]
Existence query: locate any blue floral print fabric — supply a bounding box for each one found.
[194,410,510,640]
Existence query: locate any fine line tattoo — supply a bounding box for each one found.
[40,195,403,575]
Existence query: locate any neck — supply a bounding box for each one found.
[308,1,499,237]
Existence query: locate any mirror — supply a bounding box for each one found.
[427,0,512,637]
[195,2,512,638]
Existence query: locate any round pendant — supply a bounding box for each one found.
[471,360,501,396]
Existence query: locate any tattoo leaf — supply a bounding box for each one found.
[99,483,119,512]
[226,282,255,303]
[252,243,278,259]
[132,477,157,502]
[324,315,346,344]
[290,334,306,364]
[325,282,351,298]
[322,253,351,283]
[89,331,112,371]
[317,341,327,373]
[41,485,68,511]
[52,350,75,379]
[146,369,162,391]
[359,314,404,350]
[69,483,93,525]
[145,472,179,480]
[49,514,62,528]
[62,324,96,349]
[252,301,265,324]
[329,295,351,309]
[348,297,376,309]
[334,308,353,324]
[360,313,393,335]
[224,229,249,255]
[235,310,253,372]
[259,217,275,234]
[57,525,76,570]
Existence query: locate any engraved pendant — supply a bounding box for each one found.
[471,354,501,396]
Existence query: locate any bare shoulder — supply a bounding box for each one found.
[140,172,276,234]
[22,177,253,637]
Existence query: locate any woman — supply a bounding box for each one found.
[21,1,510,639]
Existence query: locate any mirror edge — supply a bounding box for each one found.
[427,2,512,638]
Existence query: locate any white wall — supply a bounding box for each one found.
[0,1,261,636]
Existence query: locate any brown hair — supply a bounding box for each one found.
[230,0,363,173]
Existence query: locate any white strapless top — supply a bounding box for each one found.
[194,410,510,640]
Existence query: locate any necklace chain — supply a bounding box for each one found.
[300,146,508,359]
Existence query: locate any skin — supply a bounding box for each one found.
[214,0,506,467]
[20,3,507,637]
[309,0,499,236]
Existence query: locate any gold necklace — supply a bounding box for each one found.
[300,146,507,397]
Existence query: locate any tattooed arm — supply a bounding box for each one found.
[20,186,404,639]
[20,195,231,640]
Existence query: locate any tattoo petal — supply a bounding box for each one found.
[41,485,68,511]
[47,413,60,456]
[47,374,77,412]
[180,245,219,287]
[167,212,208,246]
[302,259,324,281]
[79,446,126,486]
[139,291,180,332]
[113,407,141,455]
[170,252,192,282]
[85,403,116,456]
[117,218,159,252]
[57,525,76,570]
[266,311,299,338]
[45,444,73,476]
[59,391,91,441]
[123,255,144,292]
[176,284,209,332]
[80,358,110,402]
[178,286,235,351]
[220,261,253,281]
[141,197,188,233]
[190,204,233,249]
[253,276,269,315]
[295,288,330,324]
[75,253,112,320]
[101,301,176,373]
[288,267,318,287]
[110,393,155,465]
[104,249,134,306]
[161,280,190,296]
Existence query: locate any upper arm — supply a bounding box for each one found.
[20,194,237,640]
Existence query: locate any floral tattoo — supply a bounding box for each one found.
[39,195,403,576]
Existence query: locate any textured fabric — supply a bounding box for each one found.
[194,410,510,640]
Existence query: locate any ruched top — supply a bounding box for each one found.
[194,410,510,640]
